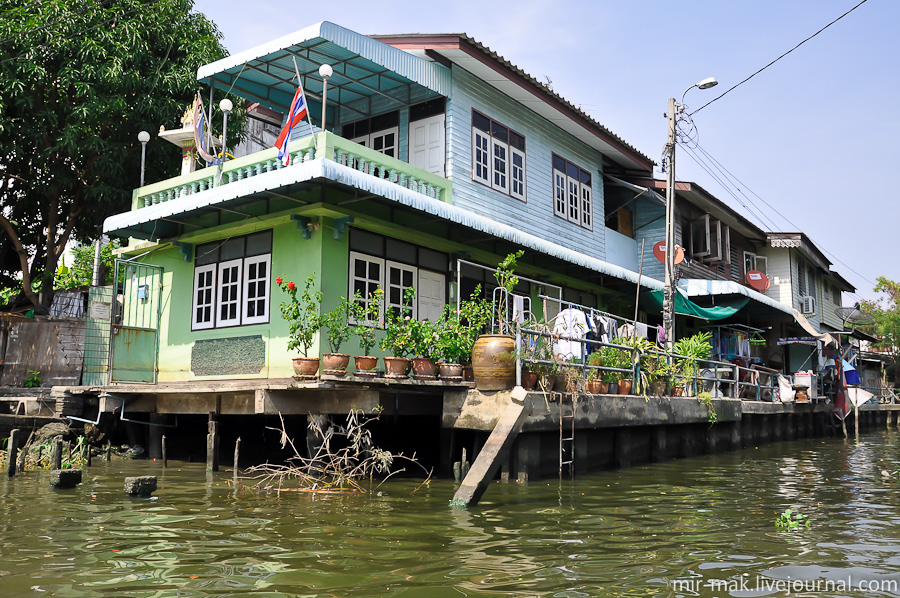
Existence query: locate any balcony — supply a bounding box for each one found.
[130,131,452,211]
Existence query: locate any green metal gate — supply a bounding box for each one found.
[109,260,163,384]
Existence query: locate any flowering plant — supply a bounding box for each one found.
[434,286,491,364]
[322,296,353,354]
[277,274,322,358]
[380,287,416,357]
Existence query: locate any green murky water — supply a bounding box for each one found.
[3,430,900,597]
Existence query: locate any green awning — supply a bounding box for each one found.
[644,289,749,321]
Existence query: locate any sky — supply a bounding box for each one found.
[192,0,899,305]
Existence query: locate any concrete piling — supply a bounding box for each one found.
[51,469,82,489]
[6,429,20,477]
[124,476,158,497]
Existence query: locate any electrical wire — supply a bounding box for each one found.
[679,139,876,300]
[690,0,870,116]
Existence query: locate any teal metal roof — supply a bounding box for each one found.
[197,21,450,115]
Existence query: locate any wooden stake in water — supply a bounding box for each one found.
[233,437,241,486]
[50,439,63,470]
[6,429,20,477]
[161,435,167,468]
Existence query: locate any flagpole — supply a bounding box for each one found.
[207,84,215,159]
[293,56,318,152]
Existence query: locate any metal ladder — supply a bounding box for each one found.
[559,392,576,477]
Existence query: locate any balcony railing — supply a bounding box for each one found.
[131,131,453,210]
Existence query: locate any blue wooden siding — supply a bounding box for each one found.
[446,66,607,262]
[633,197,666,281]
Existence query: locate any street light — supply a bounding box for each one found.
[319,63,333,131]
[216,98,233,186]
[138,130,150,188]
[662,77,718,350]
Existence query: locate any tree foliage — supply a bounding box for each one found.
[0,0,238,308]
[55,239,119,289]
[862,276,900,386]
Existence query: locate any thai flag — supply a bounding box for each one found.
[275,87,309,166]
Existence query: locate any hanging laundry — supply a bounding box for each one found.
[554,308,588,359]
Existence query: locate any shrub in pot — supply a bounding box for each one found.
[321,296,353,376]
[350,287,383,376]
[409,318,438,379]
[380,287,416,378]
[586,351,607,394]
[672,331,713,396]
[277,274,322,378]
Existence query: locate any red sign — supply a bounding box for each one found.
[653,241,684,265]
[746,270,770,291]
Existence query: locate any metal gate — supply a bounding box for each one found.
[109,260,163,383]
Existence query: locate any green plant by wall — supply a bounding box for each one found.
[697,391,718,424]
[24,370,41,388]
[775,508,810,530]
[672,331,713,393]
[350,288,383,357]
[493,250,524,334]
[277,274,322,358]
[322,296,353,354]
[381,287,416,357]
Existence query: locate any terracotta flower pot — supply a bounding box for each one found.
[617,379,633,395]
[438,363,464,381]
[383,356,411,379]
[354,355,378,377]
[322,353,350,376]
[292,357,320,378]
[471,334,516,391]
[586,379,607,394]
[521,369,538,391]
[412,357,437,380]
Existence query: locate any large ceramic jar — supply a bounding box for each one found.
[471,334,516,391]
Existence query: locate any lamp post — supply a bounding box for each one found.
[662,77,717,350]
[138,130,150,188]
[216,98,233,186]
[318,63,333,131]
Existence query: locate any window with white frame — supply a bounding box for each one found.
[472,111,526,201]
[192,231,272,330]
[552,154,592,229]
[349,252,418,323]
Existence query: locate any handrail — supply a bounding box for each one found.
[130,131,453,210]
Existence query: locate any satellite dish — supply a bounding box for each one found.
[653,241,684,265]
[835,303,875,329]
[745,270,770,291]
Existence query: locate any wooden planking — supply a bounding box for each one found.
[446,66,607,261]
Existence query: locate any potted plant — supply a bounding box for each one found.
[350,288,382,377]
[472,251,524,391]
[277,274,322,378]
[434,288,492,380]
[380,287,416,378]
[409,318,438,380]
[600,344,632,394]
[321,296,353,376]
[672,331,713,396]
[586,351,607,394]
[616,335,656,395]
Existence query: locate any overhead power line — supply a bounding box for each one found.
[690,0,869,116]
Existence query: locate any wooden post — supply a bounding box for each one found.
[233,437,241,486]
[6,429,20,477]
[85,443,91,467]
[206,412,219,472]
[50,439,63,470]
[854,403,860,438]
[161,435,167,468]
[105,442,111,462]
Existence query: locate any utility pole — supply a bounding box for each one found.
[663,97,678,351]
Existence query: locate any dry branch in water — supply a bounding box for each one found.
[244,409,431,494]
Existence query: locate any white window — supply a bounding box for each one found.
[243,254,271,325]
[472,128,490,186]
[691,215,729,264]
[756,256,767,275]
[216,259,242,327]
[192,264,216,330]
[349,252,384,325]
[552,154,592,230]
[191,231,272,331]
[510,146,526,200]
[491,138,508,193]
[387,261,417,320]
[471,111,526,201]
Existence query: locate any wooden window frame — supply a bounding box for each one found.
[471,110,526,201]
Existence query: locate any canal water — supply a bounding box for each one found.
[3,430,900,597]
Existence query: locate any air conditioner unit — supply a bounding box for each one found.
[800,295,816,315]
